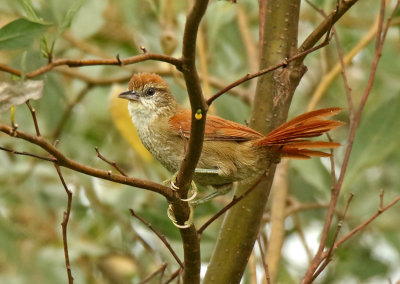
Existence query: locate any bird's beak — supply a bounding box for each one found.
[118,90,140,101]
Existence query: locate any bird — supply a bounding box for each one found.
[119,73,343,202]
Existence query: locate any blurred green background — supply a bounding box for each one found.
[0,0,399,283]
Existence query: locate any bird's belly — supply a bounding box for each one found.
[137,128,183,173]
[194,141,269,186]
[137,130,269,186]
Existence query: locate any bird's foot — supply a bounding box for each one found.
[167,203,194,229]
[164,172,197,228]
[163,172,198,202]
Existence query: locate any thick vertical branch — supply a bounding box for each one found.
[204,1,302,283]
[169,1,210,283]
[177,0,209,193]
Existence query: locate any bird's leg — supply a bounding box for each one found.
[165,167,220,201]
[163,172,198,202]
[167,203,194,229]
[190,168,232,205]
[190,183,233,206]
[194,168,220,174]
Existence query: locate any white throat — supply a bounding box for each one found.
[127,101,158,128]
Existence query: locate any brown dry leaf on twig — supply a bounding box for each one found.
[0,79,43,112]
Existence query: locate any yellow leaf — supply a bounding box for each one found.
[109,85,153,162]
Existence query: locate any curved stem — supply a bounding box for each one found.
[171,1,210,283]
[0,53,182,78]
[0,123,173,199]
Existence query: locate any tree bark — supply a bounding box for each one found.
[203,1,304,283]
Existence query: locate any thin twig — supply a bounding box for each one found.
[0,53,182,79]
[257,237,271,284]
[330,194,400,251]
[138,263,168,284]
[0,123,174,199]
[26,101,41,136]
[305,0,354,113]
[95,147,128,177]
[54,164,74,284]
[206,36,331,105]
[303,0,395,281]
[163,268,182,284]
[53,84,93,140]
[58,68,251,104]
[159,263,166,284]
[299,0,360,53]
[333,27,353,113]
[197,175,264,235]
[0,146,57,162]
[25,96,74,283]
[310,193,354,282]
[310,194,400,269]
[263,201,330,222]
[327,133,337,188]
[129,209,184,268]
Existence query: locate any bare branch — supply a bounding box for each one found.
[305,0,354,113]
[129,209,184,268]
[26,97,75,283]
[95,147,127,177]
[206,37,331,105]
[176,0,210,197]
[310,193,354,282]
[197,175,263,235]
[53,84,93,140]
[303,1,398,281]
[26,101,41,136]
[299,0,360,54]
[54,164,74,284]
[0,53,182,79]
[138,263,167,284]
[169,1,211,283]
[257,237,271,284]
[304,194,400,275]
[0,123,174,199]
[331,194,400,251]
[163,268,182,284]
[0,145,56,162]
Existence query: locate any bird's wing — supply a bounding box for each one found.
[169,109,264,141]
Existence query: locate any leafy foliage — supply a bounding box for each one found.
[0,0,399,283]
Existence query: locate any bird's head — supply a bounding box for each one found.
[119,73,179,119]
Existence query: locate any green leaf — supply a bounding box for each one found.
[58,0,85,35]
[0,18,50,49]
[17,0,40,22]
[16,0,52,25]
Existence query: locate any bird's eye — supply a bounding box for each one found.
[146,87,156,96]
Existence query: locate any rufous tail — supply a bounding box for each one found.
[255,108,345,159]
